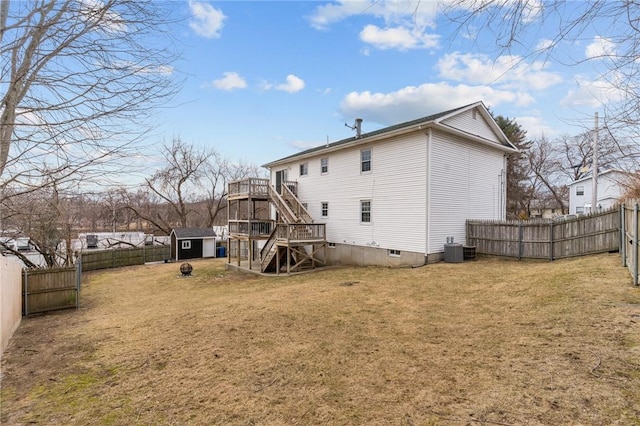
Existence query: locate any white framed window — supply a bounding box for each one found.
[321,157,329,174]
[181,240,191,250]
[361,149,371,173]
[389,249,401,257]
[360,199,371,223]
[576,186,584,196]
[321,202,328,217]
[299,162,308,176]
[576,206,585,214]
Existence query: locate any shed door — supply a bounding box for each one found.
[203,239,216,258]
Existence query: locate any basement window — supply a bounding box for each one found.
[328,242,336,248]
[389,249,401,257]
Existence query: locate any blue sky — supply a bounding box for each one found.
[154,1,619,168]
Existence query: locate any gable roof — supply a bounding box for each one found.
[171,228,216,239]
[568,169,628,186]
[263,101,518,168]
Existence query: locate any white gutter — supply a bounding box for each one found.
[264,121,517,168]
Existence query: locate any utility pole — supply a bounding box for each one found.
[591,112,599,213]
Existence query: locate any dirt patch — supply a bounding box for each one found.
[2,254,640,424]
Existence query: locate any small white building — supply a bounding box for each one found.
[261,101,517,266]
[568,169,627,214]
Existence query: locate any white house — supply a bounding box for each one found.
[568,169,627,214]
[260,101,517,267]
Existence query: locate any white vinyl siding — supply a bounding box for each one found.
[280,132,428,254]
[441,108,502,145]
[428,130,506,253]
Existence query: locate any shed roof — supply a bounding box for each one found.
[171,228,216,239]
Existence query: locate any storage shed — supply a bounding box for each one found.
[170,228,217,261]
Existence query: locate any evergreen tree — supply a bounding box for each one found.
[494,115,533,219]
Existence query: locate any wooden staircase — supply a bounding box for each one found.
[260,184,323,273]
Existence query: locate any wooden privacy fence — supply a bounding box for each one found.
[621,201,640,286]
[466,208,621,261]
[79,245,170,271]
[23,265,80,315]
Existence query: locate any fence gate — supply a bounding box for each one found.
[23,264,80,316]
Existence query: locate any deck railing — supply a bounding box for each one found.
[275,223,325,241]
[229,220,274,237]
[228,178,270,197]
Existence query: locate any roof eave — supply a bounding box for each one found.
[433,122,519,154]
[262,121,433,169]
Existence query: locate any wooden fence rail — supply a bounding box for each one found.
[622,201,640,286]
[23,265,79,315]
[466,208,620,261]
[79,245,170,271]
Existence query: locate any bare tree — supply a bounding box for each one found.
[1,181,80,267]
[527,136,568,214]
[124,138,263,234]
[199,158,264,228]
[123,138,212,235]
[443,1,640,136]
[0,0,180,193]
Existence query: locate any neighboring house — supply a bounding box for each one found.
[249,101,517,268]
[170,228,217,262]
[529,199,565,219]
[568,169,627,214]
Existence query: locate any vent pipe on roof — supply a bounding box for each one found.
[346,118,363,138]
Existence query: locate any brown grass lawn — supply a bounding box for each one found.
[1,253,640,425]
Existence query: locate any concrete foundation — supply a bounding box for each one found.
[322,243,434,268]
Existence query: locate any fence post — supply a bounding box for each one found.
[518,222,523,260]
[549,221,554,261]
[23,269,28,316]
[76,261,81,309]
[634,204,639,287]
[620,204,627,267]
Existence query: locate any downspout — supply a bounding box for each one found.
[424,127,432,264]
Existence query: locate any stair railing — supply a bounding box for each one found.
[267,185,298,223]
[280,184,314,223]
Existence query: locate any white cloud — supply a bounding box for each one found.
[585,36,616,59]
[536,38,553,51]
[274,75,305,93]
[210,72,247,91]
[189,1,226,39]
[309,0,439,29]
[360,25,439,50]
[308,0,440,51]
[437,52,563,90]
[561,77,624,108]
[516,115,558,139]
[340,82,533,125]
